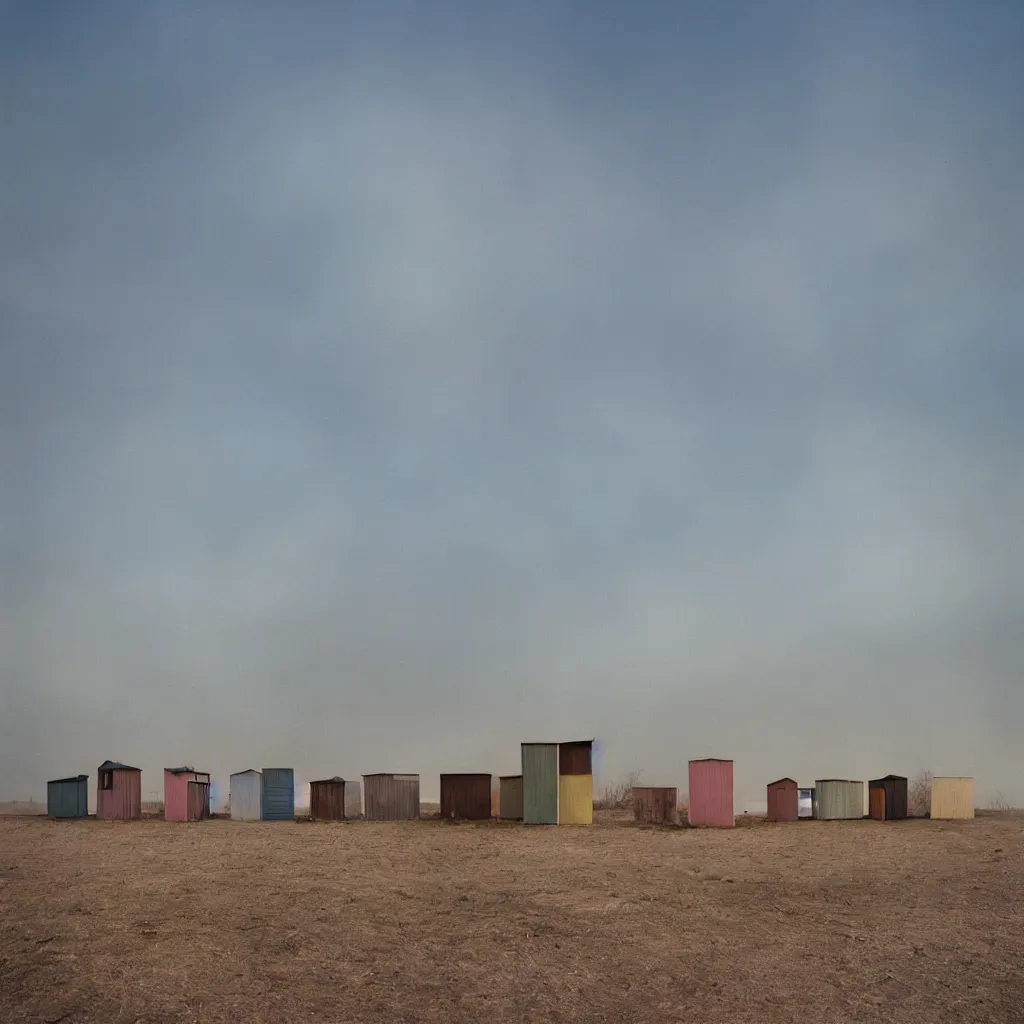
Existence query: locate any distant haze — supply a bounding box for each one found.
[2,3,1022,810]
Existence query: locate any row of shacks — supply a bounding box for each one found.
[632,772,976,826]
[763,775,976,822]
[46,756,976,825]
[47,762,215,821]
[43,743,597,823]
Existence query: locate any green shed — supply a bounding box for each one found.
[522,742,558,824]
[47,775,89,818]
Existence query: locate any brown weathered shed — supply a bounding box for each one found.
[310,777,348,821]
[766,778,799,822]
[440,774,492,820]
[363,773,420,821]
[868,775,908,821]
[632,786,678,824]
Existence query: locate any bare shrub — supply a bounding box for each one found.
[908,771,932,817]
[989,792,1014,812]
[594,770,643,810]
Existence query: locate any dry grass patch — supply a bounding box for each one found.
[1,814,1023,1023]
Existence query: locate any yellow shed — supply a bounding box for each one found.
[930,777,975,820]
[557,740,593,825]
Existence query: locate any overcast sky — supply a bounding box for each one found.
[2,2,1022,809]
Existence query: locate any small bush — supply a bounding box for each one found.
[908,771,932,817]
[594,770,643,810]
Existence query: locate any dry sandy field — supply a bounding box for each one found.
[1,812,1022,1023]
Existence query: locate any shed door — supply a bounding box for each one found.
[187,782,209,821]
[869,787,885,821]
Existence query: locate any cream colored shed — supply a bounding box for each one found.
[930,777,974,820]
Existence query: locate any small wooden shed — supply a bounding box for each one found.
[363,773,420,821]
[868,775,908,821]
[310,777,348,821]
[632,786,679,825]
[766,778,799,822]
[440,774,492,820]
[930,777,975,820]
[499,775,523,820]
[688,759,735,827]
[96,760,142,821]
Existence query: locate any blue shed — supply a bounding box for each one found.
[261,768,295,820]
[47,775,89,818]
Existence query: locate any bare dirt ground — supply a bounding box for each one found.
[1,812,1022,1023]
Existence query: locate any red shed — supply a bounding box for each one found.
[687,758,734,828]
[163,767,211,822]
[440,774,492,821]
[766,777,799,822]
[632,786,679,824]
[96,760,142,821]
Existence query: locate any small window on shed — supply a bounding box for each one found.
[101,770,113,790]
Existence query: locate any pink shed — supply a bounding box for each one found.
[163,767,212,822]
[688,758,735,827]
[96,760,142,820]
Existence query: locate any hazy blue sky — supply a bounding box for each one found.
[2,1,1022,808]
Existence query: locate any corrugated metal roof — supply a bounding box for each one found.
[311,776,346,784]
[48,775,88,784]
[231,769,261,777]
[768,777,797,787]
[166,766,201,775]
[98,760,140,772]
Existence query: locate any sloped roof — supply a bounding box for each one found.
[310,776,346,784]
[98,760,140,772]
[48,774,88,784]
[767,777,797,787]
[166,766,207,775]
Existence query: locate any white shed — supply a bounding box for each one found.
[230,769,262,821]
[344,779,362,819]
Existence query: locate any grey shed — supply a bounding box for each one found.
[261,768,295,820]
[814,779,865,820]
[47,775,89,818]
